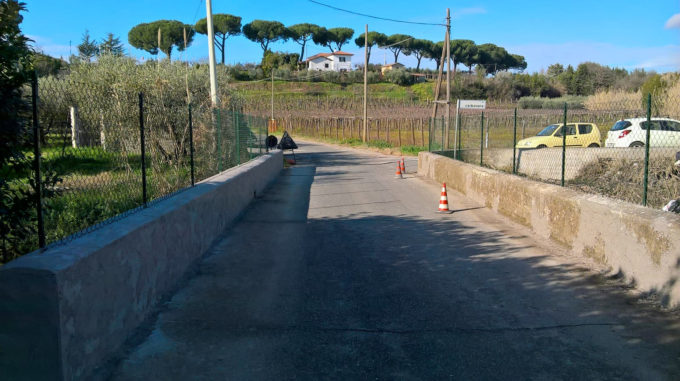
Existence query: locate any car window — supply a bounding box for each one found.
[611,121,632,131]
[641,121,662,130]
[662,121,680,132]
[554,125,576,137]
[578,124,592,134]
[537,124,560,136]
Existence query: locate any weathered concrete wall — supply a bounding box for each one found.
[419,151,680,306]
[0,151,283,381]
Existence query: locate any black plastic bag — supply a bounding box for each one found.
[277,131,298,150]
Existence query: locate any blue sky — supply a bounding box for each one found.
[24,0,680,73]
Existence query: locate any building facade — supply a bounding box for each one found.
[306,52,354,72]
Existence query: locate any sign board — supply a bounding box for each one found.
[457,100,487,110]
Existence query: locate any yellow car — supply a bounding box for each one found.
[516,123,601,149]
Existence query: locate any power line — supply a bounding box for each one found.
[308,0,446,27]
[378,37,413,49]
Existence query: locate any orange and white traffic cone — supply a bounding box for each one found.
[437,183,453,213]
[395,162,403,179]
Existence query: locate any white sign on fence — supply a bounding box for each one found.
[453,99,486,158]
[457,100,487,110]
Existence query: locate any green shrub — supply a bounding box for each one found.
[367,140,392,148]
[640,74,667,114]
[384,69,413,86]
[339,137,362,146]
[400,145,426,155]
[518,96,544,109]
[518,95,586,109]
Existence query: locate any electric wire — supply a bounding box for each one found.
[308,0,446,27]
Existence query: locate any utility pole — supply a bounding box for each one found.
[205,0,219,107]
[271,69,274,122]
[444,8,451,149]
[363,24,368,142]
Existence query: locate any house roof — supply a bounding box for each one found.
[305,51,355,62]
[382,63,405,68]
[305,53,332,62]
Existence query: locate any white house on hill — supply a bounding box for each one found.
[306,51,353,72]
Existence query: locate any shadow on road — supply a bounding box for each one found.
[110,143,680,380]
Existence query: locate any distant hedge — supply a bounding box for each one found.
[518,95,586,110]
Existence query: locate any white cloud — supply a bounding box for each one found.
[506,41,680,73]
[665,13,680,29]
[27,35,72,59]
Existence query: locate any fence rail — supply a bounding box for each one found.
[430,94,680,210]
[1,76,268,263]
[271,116,430,147]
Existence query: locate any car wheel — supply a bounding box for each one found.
[629,142,644,148]
[588,143,599,148]
[536,144,547,149]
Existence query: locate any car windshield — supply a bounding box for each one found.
[611,121,632,131]
[537,124,560,136]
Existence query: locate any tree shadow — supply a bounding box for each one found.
[109,142,680,381]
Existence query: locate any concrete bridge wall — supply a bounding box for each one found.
[0,151,283,380]
[419,151,680,307]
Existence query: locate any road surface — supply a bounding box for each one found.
[110,141,680,380]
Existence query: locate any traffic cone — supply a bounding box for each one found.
[395,162,403,179]
[400,157,406,174]
[437,183,453,213]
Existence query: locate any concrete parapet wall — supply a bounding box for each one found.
[0,151,283,381]
[419,151,680,306]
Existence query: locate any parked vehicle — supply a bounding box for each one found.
[515,123,601,149]
[604,118,680,148]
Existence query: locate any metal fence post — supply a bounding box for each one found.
[188,103,195,186]
[480,112,484,166]
[512,108,517,174]
[139,92,147,207]
[428,118,432,152]
[643,93,652,206]
[561,102,567,187]
[235,111,241,165]
[31,72,45,249]
[456,112,462,160]
[440,116,444,151]
[216,108,222,171]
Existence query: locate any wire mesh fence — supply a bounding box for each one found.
[1,76,268,262]
[431,94,680,210]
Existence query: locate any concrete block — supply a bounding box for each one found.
[0,151,283,380]
[418,151,680,307]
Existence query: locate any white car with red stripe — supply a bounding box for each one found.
[604,118,680,148]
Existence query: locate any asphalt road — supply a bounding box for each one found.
[110,141,680,380]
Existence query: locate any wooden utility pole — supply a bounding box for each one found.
[444,8,451,149]
[430,12,449,121]
[271,69,274,121]
[205,0,219,106]
[363,24,368,142]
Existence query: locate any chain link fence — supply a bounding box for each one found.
[1,76,268,262]
[430,94,680,210]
